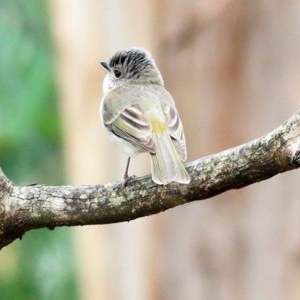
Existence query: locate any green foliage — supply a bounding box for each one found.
[0,0,63,184]
[0,229,78,300]
[0,1,78,299]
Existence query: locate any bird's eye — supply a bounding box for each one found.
[114,69,122,78]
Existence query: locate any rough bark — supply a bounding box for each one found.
[0,110,300,250]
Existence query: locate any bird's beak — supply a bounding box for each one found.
[100,61,110,72]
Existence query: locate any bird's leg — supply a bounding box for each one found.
[124,157,131,180]
[122,157,132,187]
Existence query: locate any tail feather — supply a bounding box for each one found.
[150,134,190,185]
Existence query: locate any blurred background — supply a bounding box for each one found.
[1,1,300,299]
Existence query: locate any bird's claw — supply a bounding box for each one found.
[122,175,137,188]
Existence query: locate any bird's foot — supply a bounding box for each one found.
[122,175,137,188]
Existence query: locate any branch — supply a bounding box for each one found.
[1,111,300,249]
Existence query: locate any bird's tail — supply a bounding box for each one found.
[150,133,190,185]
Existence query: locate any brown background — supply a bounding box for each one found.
[49,1,300,299]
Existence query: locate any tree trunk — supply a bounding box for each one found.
[49,1,159,299]
[158,1,300,299]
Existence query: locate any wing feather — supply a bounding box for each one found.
[163,103,187,161]
[104,103,156,153]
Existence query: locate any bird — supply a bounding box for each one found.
[100,47,190,185]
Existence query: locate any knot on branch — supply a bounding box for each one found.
[287,137,300,167]
[0,168,10,200]
[0,168,13,221]
[291,150,300,166]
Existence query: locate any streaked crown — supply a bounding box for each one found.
[101,47,163,92]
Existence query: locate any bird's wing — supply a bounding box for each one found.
[162,103,187,161]
[103,101,156,153]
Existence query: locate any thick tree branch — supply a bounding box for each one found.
[1,111,300,249]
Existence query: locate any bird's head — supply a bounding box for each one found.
[101,47,163,93]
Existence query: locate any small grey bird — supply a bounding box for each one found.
[100,47,190,185]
